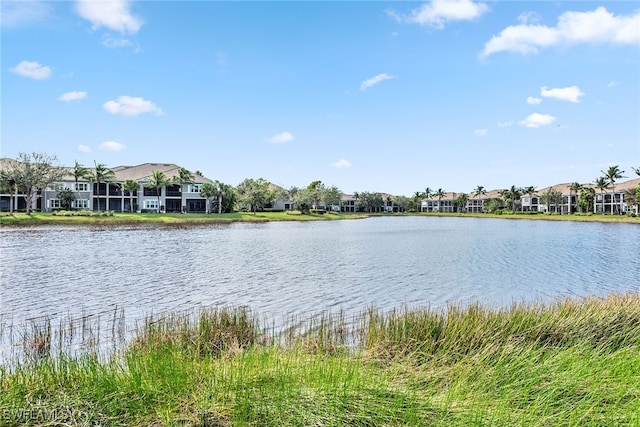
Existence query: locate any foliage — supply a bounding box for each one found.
[56,187,76,210]
[173,167,194,186]
[578,186,596,213]
[200,181,235,214]
[71,160,91,187]
[452,193,468,212]
[146,170,170,212]
[540,187,563,213]
[601,165,626,214]
[8,152,64,215]
[499,185,522,212]
[357,191,384,212]
[91,161,116,211]
[0,167,19,214]
[235,178,276,214]
[482,197,504,213]
[122,179,140,213]
[2,294,640,425]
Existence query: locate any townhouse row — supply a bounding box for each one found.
[0,162,213,213]
[1,158,638,215]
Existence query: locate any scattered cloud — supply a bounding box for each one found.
[103,96,163,116]
[497,121,514,127]
[474,129,488,136]
[77,144,92,153]
[360,73,395,91]
[332,158,352,169]
[388,0,489,29]
[101,35,139,52]
[518,11,540,25]
[1,0,51,27]
[267,131,294,144]
[99,141,126,151]
[540,85,584,103]
[519,113,556,128]
[58,91,87,102]
[10,60,51,80]
[481,7,640,57]
[75,0,142,34]
[607,81,619,87]
[527,96,542,105]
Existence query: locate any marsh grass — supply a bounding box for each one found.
[2,294,639,425]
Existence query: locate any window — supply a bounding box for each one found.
[188,184,201,193]
[76,183,89,192]
[74,199,89,209]
[48,183,65,192]
[144,200,159,209]
[50,199,61,209]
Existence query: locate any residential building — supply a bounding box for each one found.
[1,161,212,213]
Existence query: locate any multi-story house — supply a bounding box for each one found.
[2,161,213,213]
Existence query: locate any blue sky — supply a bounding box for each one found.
[2,0,639,196]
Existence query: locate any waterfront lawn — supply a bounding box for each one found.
[0,211,366,225]
[1,294,639,426]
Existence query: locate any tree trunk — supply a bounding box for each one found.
[218,195,222,214]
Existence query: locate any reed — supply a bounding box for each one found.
[1,294,639,425]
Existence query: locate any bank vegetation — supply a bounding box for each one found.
[1,293,639,425]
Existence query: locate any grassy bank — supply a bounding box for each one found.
[2,210,639,226]
[0,211,368,226]
[2,293,639,426]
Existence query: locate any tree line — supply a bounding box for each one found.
[1,152,639,215]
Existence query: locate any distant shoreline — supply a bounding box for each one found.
[1,210,639,226]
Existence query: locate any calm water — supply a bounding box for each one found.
[1,217,639,358]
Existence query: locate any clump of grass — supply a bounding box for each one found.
[130,306,262,358]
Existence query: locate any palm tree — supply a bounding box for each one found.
[473,185,486,213]
[122,179,139,213]
[209,180,231,214]
[601,165,625,214]
[434,188,446,211]
[594,176,609,214]
[522,186,537,212]
[172,167,194,212]
[413,191,423,212]
[72,161,91,192]
[353,192,360,212]
[569,182,582,213]
[91,162,116,211]
[632,166,640,177]
[56,187,75,210]
[199,182,216,213]
[146,170,170,212]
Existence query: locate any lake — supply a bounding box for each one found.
[1,216,639,359]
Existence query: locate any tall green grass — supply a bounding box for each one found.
[2,294,639,426]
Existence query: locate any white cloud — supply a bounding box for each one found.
[518,11,540,25]
[481,7,640,57]
[331,158,352,169]
[1,0,51,27]
[607,81,619,88]
[99,141,126,151]
[77,144,92,153]
[58,91,87,102]
[519,113,556,128]
[540,85,584,103]
[389,0,489,29]
[267,131,294,144]
[103,96,163,116]
[360,73,395,91]
[75,0,142,34]
[10,60,51,80]
[474,129,487,136]
[497,121,514,127]
[526,96,542,105]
